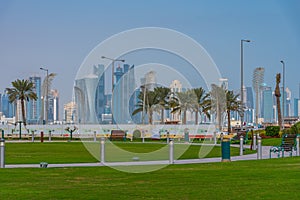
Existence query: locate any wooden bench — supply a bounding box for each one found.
[230,131,249,144]
[110,130,126,141]
[270,134,297,158]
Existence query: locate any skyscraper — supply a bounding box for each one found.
[1,91,15,118]
[261,84,273,123]
[27,76,41,124]
[48,89,59,123]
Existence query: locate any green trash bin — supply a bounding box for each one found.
[221,139,231,162]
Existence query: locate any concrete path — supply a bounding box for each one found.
[6,144,299,169]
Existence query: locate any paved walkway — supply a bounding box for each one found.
[5,144,298,169]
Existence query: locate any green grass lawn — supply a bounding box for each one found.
[4,142,256,164]
[1,157,300,199]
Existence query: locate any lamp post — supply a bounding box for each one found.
[240,39,250,129]
[40,67,49,124]
[101,56,125,92]
[280,60,285,129]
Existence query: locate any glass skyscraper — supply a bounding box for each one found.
[27,76,41,124]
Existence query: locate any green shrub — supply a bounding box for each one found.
[253,129,266,137]
[265,126,280,137]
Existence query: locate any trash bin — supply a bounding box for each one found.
[184,129,189,142]
[221,139,231,162]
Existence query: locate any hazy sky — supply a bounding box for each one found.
[1,0,300,117]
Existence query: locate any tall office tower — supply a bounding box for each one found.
[285,87,291,117]
[27,76,41,124]
[112,64,136,124]
[219,78,228,90]
[94,65,106,123]
[169,80,183,122]
[252,67,265,125]
[1,91,15,118]
[75,64,103,124]
[244,87,254,124]
[48,89,59,123]
[64,101,77,123]
[16,100,23,122]
[294,98,300,117]
[261,84,273,123]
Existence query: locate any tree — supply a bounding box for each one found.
[132,90,159,124]
[210,84,226,131]
[192,88,211,125]
[154,87,171,124]
[275,73,282,130]
[171,90,198,124]
[6,79,38,126]
[226,90,243,133]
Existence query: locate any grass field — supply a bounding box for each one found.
[4,142,255,164]
[1,157,300,199]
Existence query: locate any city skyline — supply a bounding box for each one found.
[0,0,300,119]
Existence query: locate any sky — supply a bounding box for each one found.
[0,0,300,118]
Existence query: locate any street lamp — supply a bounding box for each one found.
[40,67,49,124]
[101,56,125,92]
[240,39,250,129]
[280,60,285,129]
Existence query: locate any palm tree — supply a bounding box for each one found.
[6,79,38,126]
[275,73,282,130]
[210,84,226,131]
[132,90,159,124]
[171,90,197,124]
[154,87,171,124]
[226,90,243,133]
[192,88,211,125]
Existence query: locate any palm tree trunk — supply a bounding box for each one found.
[227,110,231,133]
[161,108,164,124]
[183,110,187,124]
[149,110,153,124]
[276,96,282,130]
[21,99,27,126]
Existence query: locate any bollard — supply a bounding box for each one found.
[169,139,174,164]
[240,135,244,156]
[296,136,300,156]
[100,137,105,164]
[41,131,44,143]
[257,136,262,159]
[167,132,170,144]
[31,130,35,142]
[0,139,5,168]
[49,131,52,142]
[253,134,257,150]
[94,131,97,142]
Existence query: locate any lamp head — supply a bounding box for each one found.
[280,60,284,64]
[101,56,106,59]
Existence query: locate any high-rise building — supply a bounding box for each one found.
[27,76,41,124]
[1,91,15,118]
[112,64,136,124]
[75,64,104,124]
[261,84,273,123]
[285,87,292,117]
[294,98,300,117]
[48,89,59,123]
[64,101,76,123]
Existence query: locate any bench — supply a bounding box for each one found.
[189,134,213,142]
[270,134,297,158]
[230,131,248,144]
[110,130,126,141]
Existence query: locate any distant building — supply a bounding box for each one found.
[261,84,273,123]
[64,101,76,123]
[48,89,59,123]
[27,76,41,124]
[1,91,15,118]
